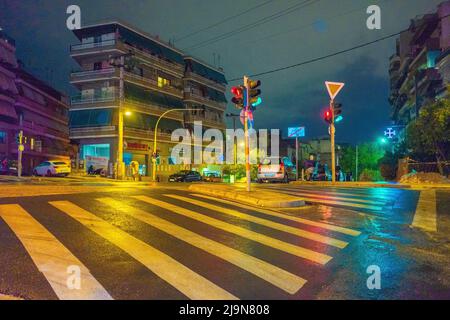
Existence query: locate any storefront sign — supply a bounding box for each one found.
[125,141,150,152]
[85,156,109,170]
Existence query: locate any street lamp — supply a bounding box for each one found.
[152,108,203,181]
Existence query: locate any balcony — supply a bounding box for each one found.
[22,120,69,141]
[124,127,174,143]
[124,98,184,120]
[70,39,124,55]
[184,116,226,129]
[184,71,226,92]
[183,92,226,111]
[70,93,119,109]
[70,126,117,139]
[70,68,118,84]
[124,72,183,98]
[122,43,184,76]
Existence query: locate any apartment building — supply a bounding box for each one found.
[69,21,227,176]
[0,30,71,175]
[389,1,450,137]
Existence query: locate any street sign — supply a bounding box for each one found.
[288,127,305,138]
[325,81,345,100]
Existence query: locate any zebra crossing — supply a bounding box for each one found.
[259,185,401,213]
[0,193,361,300]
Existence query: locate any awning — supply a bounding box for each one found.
[0,99,17,120]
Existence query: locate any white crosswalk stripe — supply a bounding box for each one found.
[261,186,396,212]
[0,194,361,299]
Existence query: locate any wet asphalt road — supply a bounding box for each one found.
[0,182,449,300]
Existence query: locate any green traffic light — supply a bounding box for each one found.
[335,115,343,123]
[251,97,262,107]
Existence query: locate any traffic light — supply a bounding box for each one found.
[15,131,23,144]
[246,79,261,108]
[334,103,343,123]
[231,86,245,109]
[323,108,332,124]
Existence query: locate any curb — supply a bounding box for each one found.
[189,184,305,208]
[289,181,412,189]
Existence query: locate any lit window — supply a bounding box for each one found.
[0,131,6,144]
[157,77,170,88]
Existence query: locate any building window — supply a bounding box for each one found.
[158,76,170,88]
[0,131,6,144]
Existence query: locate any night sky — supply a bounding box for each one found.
[0,0,444,144]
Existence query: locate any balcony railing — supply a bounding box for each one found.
[70,68,118,82]
[70,126,117,138]
[124,72,183,98]
[125,127,174,141]
[184,92,226,110]
[184,71,226,91]
[71,93,119,106]
[70,39,117,52]
[124,98,184,120]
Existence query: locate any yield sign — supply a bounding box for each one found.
[325,81,345,100]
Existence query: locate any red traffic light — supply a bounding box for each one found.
[231,86,243,98]
[231,86,245,108]
[323,109,332,124]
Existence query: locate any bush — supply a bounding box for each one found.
[378,151,398,181]
[359,169,383,182]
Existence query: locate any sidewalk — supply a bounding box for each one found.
[188,183,305,208]
[290,180,450,189]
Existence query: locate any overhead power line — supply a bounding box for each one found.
[227,12,450,82]
[185,0,319,51]
[174,0,274,43]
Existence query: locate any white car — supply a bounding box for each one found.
[33,161,71,177]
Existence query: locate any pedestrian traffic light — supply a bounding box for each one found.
[323,109,332,124]
[231,86,245,109]
[246,79,261,108]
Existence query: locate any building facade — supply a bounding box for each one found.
[0,30,71,175]
[69,22,227,176]
[389,1,450,137]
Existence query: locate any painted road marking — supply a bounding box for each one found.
[191,194,361,237]
[133,196,332,265]
[165,194,348,249]
[0,204,112,300]
[274,191,384,211]
[49,201,237,300]
[412,190,437,232]
[97,197,307,294]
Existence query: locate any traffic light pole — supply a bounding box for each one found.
[17,130,23,178]
[244,76,251,192]
[330,100,336,183]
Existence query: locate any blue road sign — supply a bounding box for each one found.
[288,127,305,138]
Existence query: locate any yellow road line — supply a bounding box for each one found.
[191,194,361,237]
[49,201,237,300]
[165,194,348,249]
[97,197,306,294]
[132,196,332,265]
[412,190,437,232]
[0,204,112,300]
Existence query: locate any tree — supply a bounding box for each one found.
[406,99,450,174]
[339,142,385,180]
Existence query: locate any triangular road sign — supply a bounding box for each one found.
[325,81,345,100]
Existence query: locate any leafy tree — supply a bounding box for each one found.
[340,143,385,180]
[406,99,450,174]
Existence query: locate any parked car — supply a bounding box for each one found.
[169,170,202,182]
[257,157,297,183]
[33,161,71,177]
[203,172,222,182]
[0,159,17,176]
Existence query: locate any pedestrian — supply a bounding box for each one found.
[130,160,140,181]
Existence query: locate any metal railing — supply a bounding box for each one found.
[70,39,116,51]
[71,93,118,105]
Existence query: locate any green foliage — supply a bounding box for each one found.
[378,151,398,180]
[406,99,450,162]
[339,142,385,176]
[359,169,383,182]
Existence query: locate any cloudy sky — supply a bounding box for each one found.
[0,0,445,143]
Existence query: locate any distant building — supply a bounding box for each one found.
[69,21,227,176]
[0,30,70,175]
[389,1,450,137]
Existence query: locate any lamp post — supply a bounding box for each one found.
[109,51,134,180]
[152,108,202,182]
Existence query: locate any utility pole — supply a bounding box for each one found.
[330,100,336,183]
[17,130,23,178]
[355,144,359,182]
[295,136,299,181]
[244,76,251,192]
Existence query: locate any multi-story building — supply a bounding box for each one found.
[389,1,450,135]
[69,21,227,176]
[0,30,71,175]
